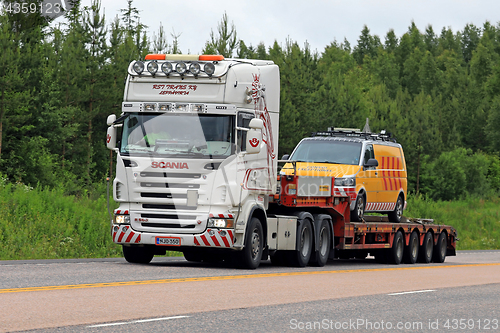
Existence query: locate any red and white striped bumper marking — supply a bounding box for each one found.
[209,213,234,219]
[365,202,396,212]
[194,229,234,248]
[113,225,141,244]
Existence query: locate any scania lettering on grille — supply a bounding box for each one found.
[151,161,189,169]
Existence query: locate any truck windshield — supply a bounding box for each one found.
[290,140,362,165]
[120,113,234,159]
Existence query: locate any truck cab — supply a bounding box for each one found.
[106,54,280,267]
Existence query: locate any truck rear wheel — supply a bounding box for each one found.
[418,232,434,263]
[310,219,331,267]
[433,232,447,263]
[403,231,419,264]
[123,245,154,264]
[388,231,404,264]
[286,219,313,267]
[238,217,264,269]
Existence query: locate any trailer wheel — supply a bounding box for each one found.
[287,219,313,267]
[403,231,419,264]
[433,232,447,263]
[388,194,404,223]
[122,245,154,264]
[388,231,404,264]
[418,232,434,263]
[238,217,263,269]
[310,219,331,267]
[351,194,365,222]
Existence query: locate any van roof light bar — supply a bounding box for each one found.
[312,127,397,142]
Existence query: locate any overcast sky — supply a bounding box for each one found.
[77,0,500,55]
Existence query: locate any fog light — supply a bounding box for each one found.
[189,62,201,75]
[176,62,187,74]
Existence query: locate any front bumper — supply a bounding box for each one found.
[112,224,235,248]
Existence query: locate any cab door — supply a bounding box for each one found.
[358,144,380,211]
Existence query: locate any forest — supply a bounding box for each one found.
[1,0,500,202]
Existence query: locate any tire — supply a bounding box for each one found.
[122,245,154,264]
[183,249,204,262]
[238,217,264,269]
[388,195,404,223]
[388,231,404,264]
[351,194,365,222]
[310,219,331,267]
[418,232,434,263]
[286,219,313,267]
[403,231,419,264]
[433,232,447,263]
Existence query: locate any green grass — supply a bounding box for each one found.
[405,195,500,250]
[0,179,498,260]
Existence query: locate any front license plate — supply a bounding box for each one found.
[155,237,181,246]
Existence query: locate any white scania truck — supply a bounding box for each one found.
[106,54,456,269]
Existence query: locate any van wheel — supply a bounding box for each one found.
[388,195,404,223]
[351,194,365,222]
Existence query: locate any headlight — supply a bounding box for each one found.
[204,63,215,76]
[176,62,187,74]
[189,62,201,75]
[334,177,356,186]
[161,62,173,74]
[147,61,158,74]
[133,61,144,74]
[115,215,130,224]
[207,218,234,228]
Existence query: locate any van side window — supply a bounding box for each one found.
[363,144,375,165]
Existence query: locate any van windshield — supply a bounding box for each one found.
[120,113,234,159]
[290,140,362,165]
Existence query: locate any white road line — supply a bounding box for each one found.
[87,315,189,328]
[388,289,436,296]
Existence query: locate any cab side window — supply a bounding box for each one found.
[363,144,375,165]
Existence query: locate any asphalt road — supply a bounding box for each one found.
[1,250,499,332]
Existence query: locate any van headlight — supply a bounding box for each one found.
[334,177,356,186]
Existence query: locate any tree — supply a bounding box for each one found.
[203,12,238,57]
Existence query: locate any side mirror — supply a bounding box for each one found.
[364,158,378,169]
[106,126,117,150]
[107,114,117,126]
[281,154,290,160]
[246,120,263,154]
[249,118,264,129]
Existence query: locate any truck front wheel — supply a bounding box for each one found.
[123,245,154,264]
[238,217,264,269]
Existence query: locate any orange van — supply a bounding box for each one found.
[282,129,407,222]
